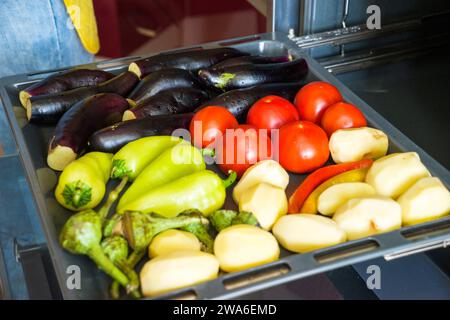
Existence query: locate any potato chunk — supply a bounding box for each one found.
[213,224,279,272]
[140,251,219,297]
[233,160,289,204]
[148,229,201,258]
[397,177,450,226]
[365,152,431,198]
[273,214,347,253]
[333,195,402,240]
[239,182,288,230]
[318,182,376,216]
[329,127,388,163]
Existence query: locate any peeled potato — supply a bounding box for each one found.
[273,214,347,253]
[214,224,279,272]
[329,127,388,163]
[233,160,289,204]
[148,229,201,258]
[140,250,219,297]
[239,182,288,230]
[318,182,376,216]
[333,195,402,240]
[397,177,450,226]
[365,152,431,198]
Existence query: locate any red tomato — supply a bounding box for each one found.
[190,106,238,148]
[247,95,299,133]
[216,124,272,177]
[278,121,329,173]
[320,102,367,136]
[294,81,343,123]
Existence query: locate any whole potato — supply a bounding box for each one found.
[214,224,279,272]
[273,214,347,253]
[329,127,388,163]
[148,229,201,258]
[140,250,219,297]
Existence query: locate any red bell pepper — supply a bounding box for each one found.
[288,159,374,213]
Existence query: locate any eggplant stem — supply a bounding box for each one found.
[98,177,128,220]
[222,171,237,189]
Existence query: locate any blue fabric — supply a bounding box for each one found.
[0,0,94,78]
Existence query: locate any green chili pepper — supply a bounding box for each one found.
[55,152,112,211]
[119,170,237,218]
[110,136,182,180]
[117,143,206,211]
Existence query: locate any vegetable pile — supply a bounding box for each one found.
[21,46,450,299]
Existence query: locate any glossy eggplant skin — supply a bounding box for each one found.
[88,113,194,153]
[198,58,308,91]
[210,55,291,69]
[28,71,138,124]
[126,88,209,120]
[129,47,248,78]
[21,69,114,100]
[47,93,130,171]
[196,82,305,122]
[127,68,203,106]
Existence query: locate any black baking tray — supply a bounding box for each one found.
[0,32,449,300]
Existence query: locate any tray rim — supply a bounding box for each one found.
[0,31,449,300]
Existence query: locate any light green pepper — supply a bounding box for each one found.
[55,152,112,211]
[117,143,206,210]
[119,170,236,218]
[110,136,182,180]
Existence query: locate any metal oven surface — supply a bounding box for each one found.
[0,32,449,300]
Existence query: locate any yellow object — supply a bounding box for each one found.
[273,214,347,253]
[64,0,100,54]
[333,195,402,240]
[213,224,279,273]
[365,152,431,198]
[317,182,376,216]
[300,168,369,214]
[239,182,288,230]
[397,177,450,226]
[148,230,201,258]
[232,160,289,204]
[140,251,219,297]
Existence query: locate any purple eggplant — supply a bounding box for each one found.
[19,69,114,107]
[88,113,194,153]
[27,71,138,124]
[127,68,204,106]
[210,55,292,69]
[47,93,130,171]
[198,58,308,91]
[196,82,305,122]
[123,88,209,121]
[128,47,248,78]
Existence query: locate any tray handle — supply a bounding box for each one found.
[24,55,143,80]
[384,239,450,261]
